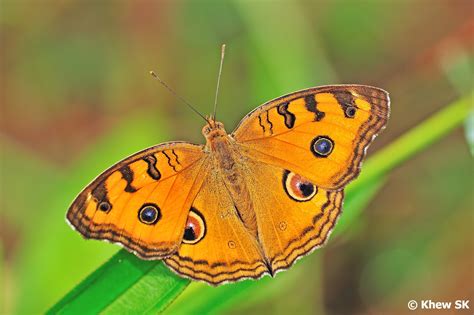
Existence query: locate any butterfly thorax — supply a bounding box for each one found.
[202,120,258,236]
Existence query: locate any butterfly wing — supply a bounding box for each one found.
[232,85,390,190]
[67,142,209,259]
[164,171,269,285]
[241,159,344,273]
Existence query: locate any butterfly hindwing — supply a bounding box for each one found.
[67,142,208,259]
[164,171,269,285]
[240,159,344,273]
[232,85,390,190]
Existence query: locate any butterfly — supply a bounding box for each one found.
[67,62,389,286]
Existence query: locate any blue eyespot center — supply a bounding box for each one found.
[316,140,331,153]
[142,208,156,220]
[345,106,356,118]
[98,201,111,212]
[311,136,334,157]
[138,204,161,225]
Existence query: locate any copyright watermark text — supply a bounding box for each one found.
[408,299,470,311]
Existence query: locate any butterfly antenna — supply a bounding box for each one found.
[149,71,209,123]
[212,44,226,121]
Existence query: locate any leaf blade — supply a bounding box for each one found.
[47,251,158,315]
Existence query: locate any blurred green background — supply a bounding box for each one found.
[1,0,472,314]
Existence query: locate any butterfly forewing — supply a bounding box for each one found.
[67,142,208,259]
[232,85,390,190]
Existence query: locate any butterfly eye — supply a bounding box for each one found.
[202,126,211,135]
[138,203,161,225]
[283,170,317,202]
[311,136,334,158]
[345,106,357,118]
[183,208,206,244]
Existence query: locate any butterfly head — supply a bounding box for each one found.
[202,117,227,143]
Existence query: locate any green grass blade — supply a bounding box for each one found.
[47,251,158,314]
[48,94,471,314]
[46,249,188,314]
[100,261,189,315]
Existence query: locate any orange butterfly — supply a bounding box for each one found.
[67,47,390,285]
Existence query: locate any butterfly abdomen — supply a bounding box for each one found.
[205,127,259,236]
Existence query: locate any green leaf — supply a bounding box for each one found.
[48,95,471,314]
[47,250,188,315]
[47,251,158,315]
[465,110,474,156]
[101,263,189,315]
